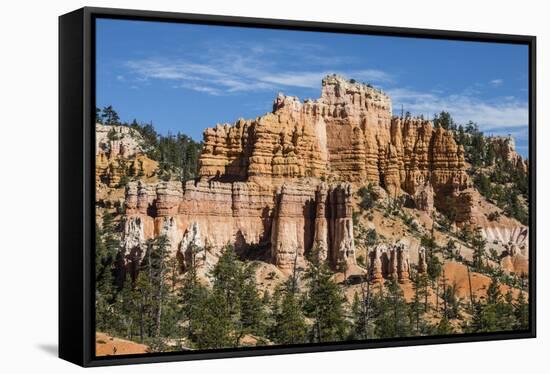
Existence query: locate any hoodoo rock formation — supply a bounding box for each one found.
[198,75,475,220]
[487,135,529,173]
[96,124,158,188]
[368,243,413,283]
[122,178,356,271]
[119,75,489,273]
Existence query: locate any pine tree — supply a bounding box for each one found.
[350,290,375,340]
[95,222,115,331]
[435,317,454,335]
[132,235,173,344]
[179,243,208,345]
[467,300,486,333]
[374,278,412,338]
[133,269,155,341]
[497,290,518,331]
[303,248,348,343]
[95,107,103,124]
[95,212,120,332]
[486,277,502,305]
[515,291,529,330]
[211,244,243,316]
[273,289,308,344]
[471,227,487,271]
[194,289,234,349]
[442,284,461,320]
[350,292,364,339]
[238,264,267,341]
[433,111,456,130]
[208,244,267,347]
[421,235,442,282]
[466,276,519,333]
[410,271,430,335]
[101,105,120,125]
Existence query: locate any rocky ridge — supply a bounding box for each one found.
[96,124,158,188]
[116,75,528,277]
[486,135,528,172]
[198,75,475,221]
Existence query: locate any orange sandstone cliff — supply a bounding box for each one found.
[117,75,526,275]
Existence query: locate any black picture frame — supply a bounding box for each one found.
[59,6,536,367]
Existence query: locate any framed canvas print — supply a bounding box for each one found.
[59,7,536,367]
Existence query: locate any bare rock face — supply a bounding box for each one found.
[368,242,411,282]
[418,247,427,274]
[121,215,145,266]
[199,96,327,184]
[96,124,143,158]
[396,243,410,283]
[178,222,205,272]
[270,183,314,268]
[369,244,385,282]
[159,216,181,256]
[155,182,183,217]
[120,214,154,278]
[125,181,155,215]
[329,183,356,266]
[121,178,356,272]
[500,243,529,275]
[269,181,356,269]
[96,124,158,187]
[313,183,330,262]
[411,176,434,213]
[487,135,528,172]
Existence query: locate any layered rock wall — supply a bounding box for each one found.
[120,75,510,273]
[122,179,355,272]
[96,124,158,187]
[487,135,528,172]
[197,75,474,221]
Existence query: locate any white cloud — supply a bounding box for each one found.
[261,69,392,89]
[387,87,528,132]
[125,57,393,95]
[489,78,503,87]
[123,40,393,95]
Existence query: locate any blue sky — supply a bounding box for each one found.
[96,18,529,157]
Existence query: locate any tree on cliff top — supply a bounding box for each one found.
[101,105,121,126]
[433,111,456,131]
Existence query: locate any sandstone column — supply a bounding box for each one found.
[329,183,356,267]
[313,183,329,262]
[418,247,427,274]
[397,243,410,283]
[271,184,306,269]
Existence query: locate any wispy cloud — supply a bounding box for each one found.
[261,69,392,89]
[124,41,393,95]
[125,58,392,94]
[121,39,527,142]
[388,87,528,131]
